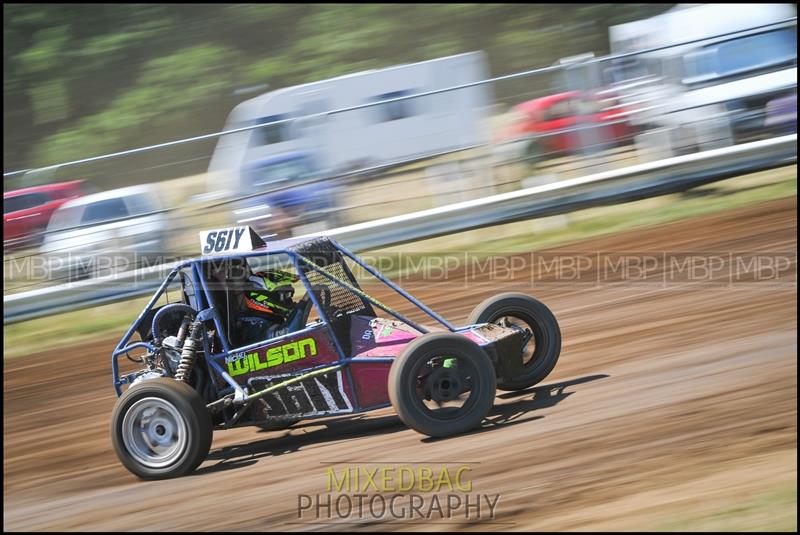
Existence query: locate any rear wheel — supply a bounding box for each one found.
[111,378,212,480]
[468,293,561,391]
[389,332,496,437]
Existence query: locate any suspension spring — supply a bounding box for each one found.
[174,321,204,383]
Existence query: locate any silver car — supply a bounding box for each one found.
[39,185,169,281]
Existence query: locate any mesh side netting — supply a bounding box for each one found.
[289,237,375,319]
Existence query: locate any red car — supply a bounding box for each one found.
[3,180,84,250]
[498,91,632,155]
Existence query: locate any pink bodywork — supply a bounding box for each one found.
[348,316,491,408]
[221,315,508,412]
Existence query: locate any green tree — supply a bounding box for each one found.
[3,3,675,182]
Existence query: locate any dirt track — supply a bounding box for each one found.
[3,197,797,531]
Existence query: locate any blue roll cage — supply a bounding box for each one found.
[112,238,466,418]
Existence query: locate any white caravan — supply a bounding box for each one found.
[207,51,492,197]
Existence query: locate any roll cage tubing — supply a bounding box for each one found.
[112,238,457,397]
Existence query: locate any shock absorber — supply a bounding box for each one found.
[175,321,204,383]
[175,315,192,347]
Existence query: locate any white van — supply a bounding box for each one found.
[607,3,797,153]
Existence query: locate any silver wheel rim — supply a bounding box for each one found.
[122,397,188,468]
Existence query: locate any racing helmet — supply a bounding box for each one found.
[242,269,299,323]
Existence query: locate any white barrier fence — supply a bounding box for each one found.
[4,134,795,324]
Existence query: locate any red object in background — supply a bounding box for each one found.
[3,180,84,249]
[498,91,632,154]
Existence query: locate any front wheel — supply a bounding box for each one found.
[111,378,213,480]
[389,332,496,438]
[468,293,561,391]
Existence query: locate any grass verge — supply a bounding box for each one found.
[375,165,797,257]
[657,483,797,532]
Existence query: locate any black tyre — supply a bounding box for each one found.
[388,332,496,438]
[111,378,213,480]
[468,292,561,391]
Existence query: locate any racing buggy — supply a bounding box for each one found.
[110,227,561,479]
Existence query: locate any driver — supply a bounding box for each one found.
[237,269,300,343]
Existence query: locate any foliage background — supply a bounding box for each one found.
[4,3,673,180]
